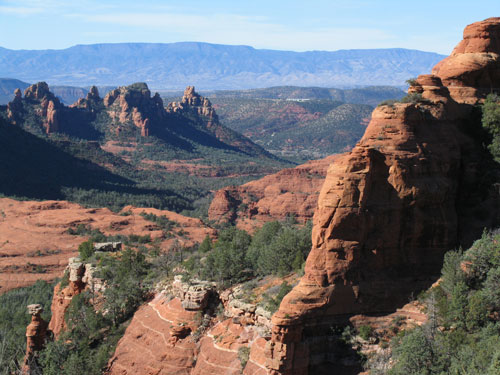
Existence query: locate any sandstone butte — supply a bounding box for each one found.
[103,17,500,375]
[208,154,341,232]
[0,198,214,294]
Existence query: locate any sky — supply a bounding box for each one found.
[0,0,499,54]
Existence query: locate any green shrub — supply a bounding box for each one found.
[358,325,373,340]
[400,93,425,104]
[262,282,293,314]
[378,99,398,107]
[238,346,250,369]
[384,230,500,374]
[482,94,500,162]
[78,240,94,261]
[406,78,418,86]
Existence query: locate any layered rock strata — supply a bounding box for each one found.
[108,277,276,374]
[108,277,219,375]
[432,17,500,104]
[265,18,500,374]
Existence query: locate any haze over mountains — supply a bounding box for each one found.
[0,42,445,89]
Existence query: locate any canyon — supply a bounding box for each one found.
[104,17,500,375]
[9,16,500,375]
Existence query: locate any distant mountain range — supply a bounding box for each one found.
[0,43,445,89]
[0,78,115,105]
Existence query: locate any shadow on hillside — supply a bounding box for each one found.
[0,118,132,200]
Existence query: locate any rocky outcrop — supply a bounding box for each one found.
[167,86,272,157]
[44,99,59,133]
[107,277,220,375]
[264,18,500,374]
[22,304,49,374]
[107,293,200,375]
[104,82,165,137]
[48,257,88,338]
[70,85,101,109]
[168,86,217,120]
[23,82,55,102]
[432,17,500,104]
[108,275,279,375]
[6,88,22,120]
[93,241,122,252]
[171,275,217,311]
[208,154,340,232]
[6,82,62,133]
[48,256,107,338]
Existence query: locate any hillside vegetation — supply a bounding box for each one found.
[0,83,289,215]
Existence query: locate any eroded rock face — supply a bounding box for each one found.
[23,82,54,101]
[22,304,48,374]
[208,154,340,232]
[167,86,217,120]
[6,88,23,120]
[432,17,500,103]
[47,257,107,338]
[264,18,500,374]
[107,292,202,375]
[48,257,88,338]
[6,82,62,133]
[108,276,277,374]
[171,275,217,311]
[70,85,101,109]
[103,83,165,137]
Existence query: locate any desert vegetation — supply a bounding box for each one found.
[367,231,500,374]
[0,219,311,374]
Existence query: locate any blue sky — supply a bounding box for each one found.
[0,0,499,54]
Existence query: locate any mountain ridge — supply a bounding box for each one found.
[0,42,445,89]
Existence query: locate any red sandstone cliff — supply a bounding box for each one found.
[266,18,500,374]
[208,154,340,232]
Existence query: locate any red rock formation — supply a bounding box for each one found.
[6,88,23,120]
[108,276,276,375]
[432,17,500,104]
[108,294,199,375]
[264,18,500,374]
[48,257,87,338]
[44,100,59,133]
[7,82,63,133]
[167,86,216,120]
[208,154,340,232]
[103,83,165,137]
[22,304,48,374]
[107,278,217,375]
[23,82,53,101]
[71,85,101,109]
[166,86,270,156]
